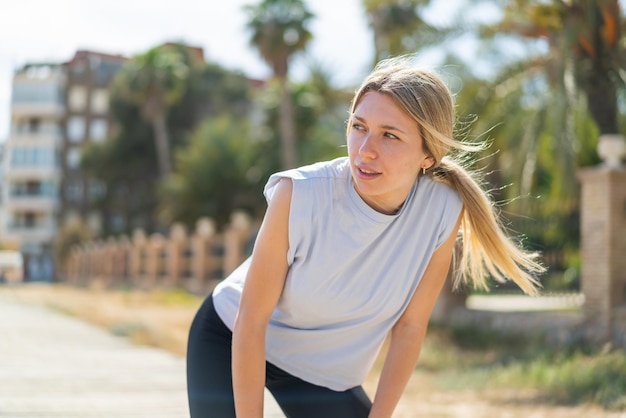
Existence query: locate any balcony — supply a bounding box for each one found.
[11,69,65,118]
[11,102,65,119]
[3,166,61,181]
[10,125,63,142]
[3,223,56,246]
[4,193,59,213]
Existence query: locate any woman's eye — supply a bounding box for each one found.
[352,123,364,131]
[384,132,399,140]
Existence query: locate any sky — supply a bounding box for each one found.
[0,0,491,142]
[0,0,378,141]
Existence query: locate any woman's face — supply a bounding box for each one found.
[347,91,433,214]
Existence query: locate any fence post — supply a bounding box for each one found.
[145,233,165,289]
[130,230,146,288]
[66,249,77,285]
[166,223,187,288]
[223,211,252,277]
[189,217,216,294]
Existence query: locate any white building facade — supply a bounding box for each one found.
[1,64,64,281]
[1,51,126,281]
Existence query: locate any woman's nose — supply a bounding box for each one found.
[359,134,378,159]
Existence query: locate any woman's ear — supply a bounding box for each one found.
[423,156,435,170]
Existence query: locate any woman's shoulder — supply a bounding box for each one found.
[264,157,349,200]
[284,157,349,181]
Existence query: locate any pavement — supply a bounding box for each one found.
[0,297,285,418]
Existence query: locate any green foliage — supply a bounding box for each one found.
[158,115,266,230]
[420,324,626,411]
[245,0,316,169]
[484,0,625,135]
[491,349,626,410]
[362,0,462,64]
[244,0,314,78]
[81,45,254,237]
[112,44,195,177]
[448,53,607,287]
[258,66,350,167]
[113,44,190,113]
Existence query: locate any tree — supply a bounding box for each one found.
[455,0,626,215]
[82,46,254,236]
[158,115,265,229]
[362,0,460,64]
[244,0,314,169]
[441,1,626,289]
[264,63,350,166]
[111,44,191,178]
[486,0,625,136]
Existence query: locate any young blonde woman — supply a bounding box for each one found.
[186,57,544,418]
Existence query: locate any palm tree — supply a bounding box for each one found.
[362,0,460,64]
[244,0,314,169]
[112,44,191,178]
[488,0,625,136]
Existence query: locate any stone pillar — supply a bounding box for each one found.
[578,149,626,345]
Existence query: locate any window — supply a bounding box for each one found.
[96,60,124,85]
[89,119,108,142]
[66,148,81,169]
[13,212,39,228]
[91,89,108,114]
[110,213,126,232]
[12,80,64,105]
[9,146,56,168]
[88,179,106,201]
[65,181,83,202]
[28,118,40,133]
[10,147,26,166]
[70,62,86,80]
[10,181,41,196]
[68,86,87,111]
[67,116,85,143]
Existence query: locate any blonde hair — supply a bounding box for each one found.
[350,58,544,295]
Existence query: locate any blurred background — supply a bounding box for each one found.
[2,0,613,287]
[1,0,625,415]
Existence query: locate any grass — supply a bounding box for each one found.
[489,347,626,410]
[2,283,625,413]
[418,324,626,411]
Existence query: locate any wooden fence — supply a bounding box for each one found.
[64,212,257,294]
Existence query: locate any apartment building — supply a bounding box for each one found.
[1,63,65,281]
[1,51,126,281]
[61,50,126,234]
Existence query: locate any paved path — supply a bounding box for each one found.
[0,297,284,417]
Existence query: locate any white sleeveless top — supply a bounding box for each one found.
[212,157,463,390]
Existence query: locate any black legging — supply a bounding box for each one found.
[186,294,372,418]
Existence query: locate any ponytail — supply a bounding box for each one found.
[353,58,545,295]
[430,158,544,295]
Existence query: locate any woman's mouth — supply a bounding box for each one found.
[357,166,381,179]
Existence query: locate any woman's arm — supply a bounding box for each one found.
[232,178,292,418]
[369,214,462,418]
